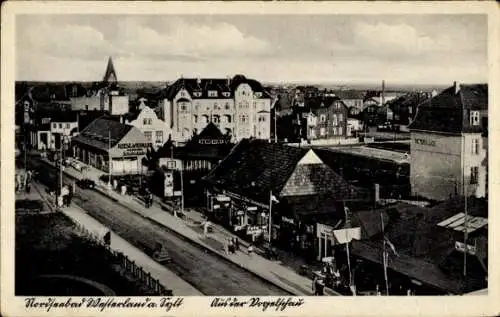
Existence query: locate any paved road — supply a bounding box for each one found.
[28,157,290,296]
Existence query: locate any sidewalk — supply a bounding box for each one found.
[61,204,203,296]
[44,157,339,296]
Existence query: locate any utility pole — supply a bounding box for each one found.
[108,129,112,189]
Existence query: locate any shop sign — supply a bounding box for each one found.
[414,138,436,147]
[198,139,229,145]
[455,241,476,255]
[222,190,268,209]
[246,225,266,236]
[316,223,334,238]
[116,142,151,156]
[281,216,295,225]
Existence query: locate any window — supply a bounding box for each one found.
[320,127,326,136]
[58,123,62,129]
[223,115,232,124]
[332,114,338,126]
[242,101,249,109]
[470,166,479,184]
[255,92,262,98]
[193,115,198,124]
[338,127,343,135]
[333,128,337,136]
[180,104,188,112]
[144,131,152,141]
[225,103,231,110]
[472,139,480,155]
[213,115,220,124]
[214,103,219,110]
[195,103,200,111]
[208,91,218,97]
[66,123,70,129]
[155,131,163,144]
[193,92,202,98]
[201,115,209,124]
[143,118,152,125]
[258,116,266,122]
[240,115,248,123]
[470,111,480,126]
[253,102,257,108]
[52,123,56,129]
[223,92,230,98]
[338,113,344,123]
[320,114,326,123]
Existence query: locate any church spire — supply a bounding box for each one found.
[103,56,117,84]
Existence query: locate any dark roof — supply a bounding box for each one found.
[203,139,309,203]
[75,110,108,130]
[72,117,132,151]
[279,194,346,225]
[103,57,118,83]
[203,139,364,204]
[333,90,365,100]
[34,110,78,123]
[163,75,271,100]
[409,84,488,134]
[304,96,344,111]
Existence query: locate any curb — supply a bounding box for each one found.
[107,196,297,296]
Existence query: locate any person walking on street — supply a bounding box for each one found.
[229,238,235,254]
[223,239,229,256]
[247,243,254,257]
[234,238,239,251]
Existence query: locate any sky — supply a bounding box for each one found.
[15,14,487,85]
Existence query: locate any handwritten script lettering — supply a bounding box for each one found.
[414,138,436,147]
[210,297,305,312]
[24,297,183,312]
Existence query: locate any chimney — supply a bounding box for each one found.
[454,81,460,94]
[227,76,231,86]
[374,183,380,203]
[197,78,201,85]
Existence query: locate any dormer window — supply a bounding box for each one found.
[208,91,218,97]
[255,92,262,98]
[222,92,230,98]
[470,111,480,126]
[193,92,202,98]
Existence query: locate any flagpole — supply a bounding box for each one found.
[344,203,353,289]
[268,191,273,244]
[381,211,389,295]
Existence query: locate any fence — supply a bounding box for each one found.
[72,221,173,296]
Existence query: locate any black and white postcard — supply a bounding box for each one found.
[1,1,499,317]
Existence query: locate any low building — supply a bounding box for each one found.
[27,111,78,151]
[408,82,487,201]
[71,117,151,175]
[350,198,488,295]
[202,139,365,250]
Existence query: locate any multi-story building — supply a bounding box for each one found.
[408,82,488,201]
[158,75,272,143]
[125,105,168,150]
[308,97,349,140]
[28,111,78,151]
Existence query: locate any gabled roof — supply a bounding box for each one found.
[304,96,344,111]
[196,122,225,140]
[72,117,132,151]
[163,75,272,101]
[203,139,309,203]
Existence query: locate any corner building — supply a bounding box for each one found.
[408,82,487,201]
[159,75,272,143]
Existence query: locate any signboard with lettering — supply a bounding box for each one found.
[198,139,230,145]
[414,138,436,147]
[116,142,151,156]
[246,225,266,236]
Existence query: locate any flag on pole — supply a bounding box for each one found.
[384,236,399,257]
[270,193,279,204]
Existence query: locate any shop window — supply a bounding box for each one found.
[144,131,152,141]
[470,166,479,184]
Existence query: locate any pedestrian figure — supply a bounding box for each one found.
[25,182,31,194]
[247,243,254,257]
[316,278,325,296]
[234,238,239,251]
[149,193,153,207]
[312,276,317,295]
[228,238,234,254]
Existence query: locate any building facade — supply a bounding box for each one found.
[308,97,349,140]
[409,82,487,201]
[71,117,151,175]
[125,105,168,150]
[159,75,272,143]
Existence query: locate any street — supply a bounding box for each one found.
[28,156,290,296]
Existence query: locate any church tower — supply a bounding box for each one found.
[103,56,118,84]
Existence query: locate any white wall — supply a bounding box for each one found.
[110,95,129,116]
[128,106,168,149]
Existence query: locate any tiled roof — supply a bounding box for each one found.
[304,96,344,111]
[163,75,271,100]
[195,122,225,140]
[72,117,132,151]
[279,194,348,226]
[203,139,309,204]
[409,84,488,134]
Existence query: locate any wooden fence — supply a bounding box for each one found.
[72,222,173,296]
